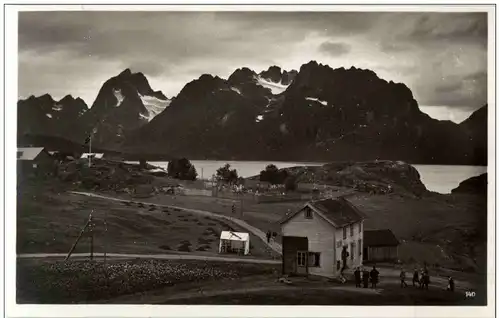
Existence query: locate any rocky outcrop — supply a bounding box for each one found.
[452,173,487,195]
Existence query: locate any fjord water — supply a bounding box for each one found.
[145,160,487,194]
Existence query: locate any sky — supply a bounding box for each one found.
[18,10,488,123]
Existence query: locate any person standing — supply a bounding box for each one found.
[370,266,379,289]
[362,267,370,288]
[400,268,408,288]
[266,230,271,243]
[447,276,455,292]
[341,246,349,272]
[354,267,361,288]
[412,268,419,287]
[422,268,430,290]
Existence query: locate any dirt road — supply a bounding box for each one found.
[17,252,280,264]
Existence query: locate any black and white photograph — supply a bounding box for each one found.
[4,3,496,317]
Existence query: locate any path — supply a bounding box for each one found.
[17,252,280,265]
[161,284,381,303]
[69,191,283,255]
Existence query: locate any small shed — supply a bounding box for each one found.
[363,229,399,262]
[219,231,250,255]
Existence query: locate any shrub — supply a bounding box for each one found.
[259,164,288,184]
[215,163,238,184]
[167,158,198,181]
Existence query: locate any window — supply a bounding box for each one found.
[16,151,23,159]
[358,239,362,255]
[308,252,321,267]
[297,251,307,267]
[336,240,342,248]
[304,207,312,219]
[350,224,354,237]
[359,222,362,233]
[350,242,355,260]
[343,227,347,239]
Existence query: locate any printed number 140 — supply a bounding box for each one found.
[465,291,476,298]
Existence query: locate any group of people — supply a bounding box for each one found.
[266,230,277,243]
[399,267,431,289]
[350,265,455,292]
[353,266,380,288]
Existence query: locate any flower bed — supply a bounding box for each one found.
[17,259,279,303]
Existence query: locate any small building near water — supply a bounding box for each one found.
[17,147,53,177]
[81,153,104,159]
[219,231,250,255]
[363,229,399,263]
[279,197,366,278]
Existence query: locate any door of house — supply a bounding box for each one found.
[282,236,308,276]
[363,247,368,261]
[296,251,308,275]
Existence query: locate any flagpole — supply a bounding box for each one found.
[89,134,92,167]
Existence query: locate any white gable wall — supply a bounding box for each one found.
[334,221,364,270]
[281,208,335,277]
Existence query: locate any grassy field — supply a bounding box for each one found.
[17,181,276,258]
[105,188,487,273]
[349,192,487,272]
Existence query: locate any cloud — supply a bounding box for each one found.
[17,10,488,111]
[318,41,351,56]
[403,13,487,45]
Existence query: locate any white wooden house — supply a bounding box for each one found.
[280,197,366,278]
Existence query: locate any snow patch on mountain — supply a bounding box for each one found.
[113,89,124,107]
[255,76,289,95]
[46,113,52,119]
[230,87,242,95]
[52,104,63,111]
[221,113,230,125]
[139,94,171,122]
[306,97,328,106]
[255,115,264,123]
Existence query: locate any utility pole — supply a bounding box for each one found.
[104,208,108,266]
[89,212,94,261]
[88,133,92,167]
[65,210,93,261]
[240,193,243,217]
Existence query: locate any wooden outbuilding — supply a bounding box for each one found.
[363,229,399,262]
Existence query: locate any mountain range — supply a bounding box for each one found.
[17,61,487,165]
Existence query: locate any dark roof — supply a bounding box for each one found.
[364,229,399,247]
[309,197,366,228]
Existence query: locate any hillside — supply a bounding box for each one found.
[249,160,427,197]
[452,173,487,195]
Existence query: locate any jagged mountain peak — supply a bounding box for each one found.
[119,68,133,77]
[58,94,75,103]
[177,74,228,98]
[38,93,55,103]
[228,67,257,84]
